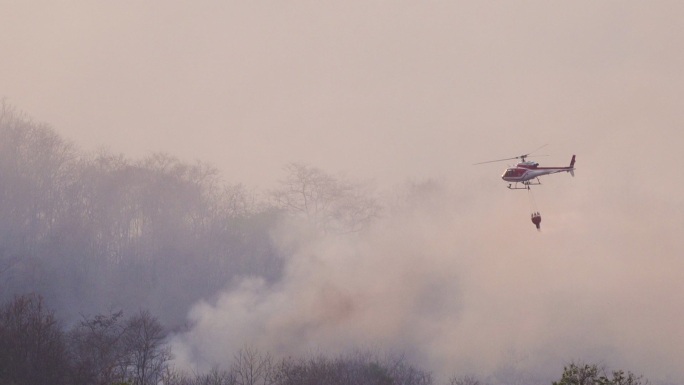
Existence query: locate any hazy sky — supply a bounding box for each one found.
[3,1,684,383]
[4,1,682,187]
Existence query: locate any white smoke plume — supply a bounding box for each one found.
[171,177,684,384]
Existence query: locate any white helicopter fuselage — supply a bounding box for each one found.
[501,156,576,183]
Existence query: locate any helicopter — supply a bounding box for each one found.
[474,145,576,190]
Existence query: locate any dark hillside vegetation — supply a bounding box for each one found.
[0,293,650,385]
[0,102,283,325]
[0,102,380,325]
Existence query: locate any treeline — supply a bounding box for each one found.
[0,103,378,325]
[0,292,431,385]
[0,293,167,385]
[0,293,649,385]
[0,102,282,324]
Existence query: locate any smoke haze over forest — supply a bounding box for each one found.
[2,1,684,384]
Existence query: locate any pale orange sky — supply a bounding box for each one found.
[3,2,682,187]
[3,2,684,382]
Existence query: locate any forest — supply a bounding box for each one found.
[0,102,649,385]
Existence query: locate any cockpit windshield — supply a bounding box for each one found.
[502,168,524,178]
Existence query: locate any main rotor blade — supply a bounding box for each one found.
[472,144,550,165]
[523,143,549,157]
[472,156,520,165]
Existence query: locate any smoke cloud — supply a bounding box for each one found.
[172,177,684,384]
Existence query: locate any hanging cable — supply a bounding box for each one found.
[527,188,538,213]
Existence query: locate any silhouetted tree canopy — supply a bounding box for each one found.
[0,103,282,325]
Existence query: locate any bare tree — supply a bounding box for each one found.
[448,374,484,385]
[384,353,433,385]
[0,294,69,385]
[0,102,77,301]
[232,347,275,385]
[270,350,432,385]
[162,366,236,385]
[552,362,647,385]
[270,163,380,234]
[198,367,238,385]
[121,310,171,385]
[68,311,128,385]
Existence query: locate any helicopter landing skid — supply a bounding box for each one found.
[507,179,541,190]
